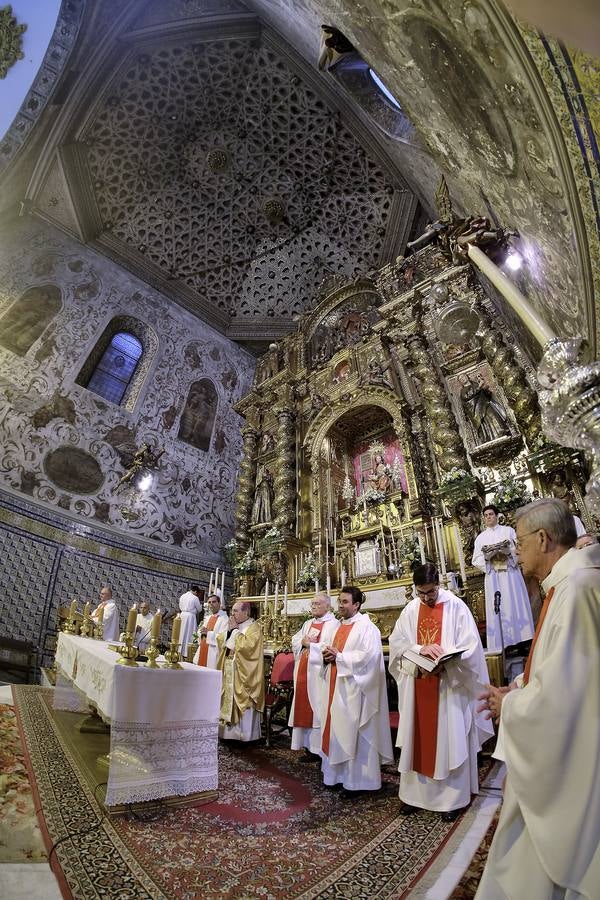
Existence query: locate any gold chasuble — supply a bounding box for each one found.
[217,620,265,726]
[197,615,219,667]
[413,603,444,778]
[293,621,325,728]
[322,623,354,755]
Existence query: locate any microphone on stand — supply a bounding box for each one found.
[494,590,502,615]
[494,589,507,683]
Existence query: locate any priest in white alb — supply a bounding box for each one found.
[193,593,228,668]
[389,563,493,819]
[310,585,393,792]
[289,593,338,757]
[472,504,534,651]
[477,499,600,898]
[134,600,154,650]
[177,584,203,657]
[91,585,120,642]
[217,601,264,742]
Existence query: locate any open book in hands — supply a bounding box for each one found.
[403,646,468,673]
[481,539,512,560]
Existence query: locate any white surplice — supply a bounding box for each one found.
[477,544,600,900]
[389,589,493,812]
[92,600,119,642]
[310,612,394,790]
[472,523,534,651]
[288,611,338,754]
[192,609,228,668]
[135,612,154,650]
[219,617,262,742]
[178,591,202,655]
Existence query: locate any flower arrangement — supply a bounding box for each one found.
[297,553,319,590]
[234,547,256,575]
[492,475,532,511]
[263,525,283,542]
[440,467,470,486]
[356,487,386,508]
[223,538,238,565]
[397,533,421,569]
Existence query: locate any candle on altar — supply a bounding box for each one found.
[283,582,288,617]
[274,581,279,617]
[379,521,387,565]
[437,518,447,575]
[315,578,319,592]
[172,614,182,645]
[215,567,220,595]
[453,524,467,584]
[326,574,331,594]
[127,603,138,635]
[69,599,77,618]
[83,602,90,618]
[341,566,347,588]
[264,578,269,602]
[96,604,104,625]
[208,572,214,595]
[151,608,162,639]
[221,571,225,603]
[417,532,426,564]
[467,244,556,347]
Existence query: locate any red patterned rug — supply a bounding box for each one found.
[13,685,491,899]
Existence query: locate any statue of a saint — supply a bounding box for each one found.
[459,373,510,445]
[549,470,578,512]
[368,453,392,493]
[455,500,480,559]
[251,468,274,525]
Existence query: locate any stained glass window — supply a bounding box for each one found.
[85,331,143,405]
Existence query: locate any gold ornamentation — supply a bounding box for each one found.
[0,6,26,80]
[116,631,139,667]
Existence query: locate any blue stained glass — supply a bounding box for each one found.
[86,332,143,405]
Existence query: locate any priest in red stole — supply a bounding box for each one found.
[310,586,394,792]
[389,563,492,819]
[193,594,228,668]
[289,593,339,756]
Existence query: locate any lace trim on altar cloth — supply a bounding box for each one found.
[53,671,90,713]
[105,719,219,807]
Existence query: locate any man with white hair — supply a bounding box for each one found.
[289,593,338,758]
[91,585,119,642]
[217,601,264,742]
[477,499,600,898]
[193,593,228,669]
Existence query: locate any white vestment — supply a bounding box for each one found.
[192,609,228,669]
[573,514,585,537]
[472,524,534,651]
[310,612,393,790]
[219,617,262,742]
[135,612,154,650]
[178,591,202,654]
[91,600,119,642]
[288,612,338,754]
[389,589,494,812]
[477,544,600,900]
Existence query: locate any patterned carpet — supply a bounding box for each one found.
[0,700,47,862]
[13,685,489,899]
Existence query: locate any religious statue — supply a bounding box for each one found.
[260,431,275,452]
[367,453,392,493]
[455,500,480,559]
[251,467,274,525]
[549,470,578,513]
[459,373,510,445]
[116,443,164,490]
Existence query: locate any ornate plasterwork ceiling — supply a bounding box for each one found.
[31,6,416,346]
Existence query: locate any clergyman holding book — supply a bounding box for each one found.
[389,563,493,820]
[472,504,534,653]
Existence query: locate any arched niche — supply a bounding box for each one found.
[0,284,62,357]
[177,378,218,452]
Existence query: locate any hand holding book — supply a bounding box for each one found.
[404,645,468,674]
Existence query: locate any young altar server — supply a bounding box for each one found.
[472,504,534,652]
[217,601,265,742]
[389,563,493,820]
[193,593,228,668]
[91,585,119,642]
[310,585,393,792]
[289,593,338,756]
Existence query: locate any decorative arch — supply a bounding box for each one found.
[0,284,62,357]
[177,378,218,452]
[75,314,159,412]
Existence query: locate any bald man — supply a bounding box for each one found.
[216,601,265,742]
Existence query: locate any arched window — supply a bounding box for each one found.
[0,284,62,356]
[178,379,218,451]
[84,331,143,405]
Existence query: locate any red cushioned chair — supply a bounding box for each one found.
[264,650,295,747]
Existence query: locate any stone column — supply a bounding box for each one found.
[235,424,258,550]
[274,407,296,535]
[404,334,469,473]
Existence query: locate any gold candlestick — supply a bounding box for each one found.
[144,637,160,668]
[162,639,183,669]
[80,613,94,637]
[116,632,139,666]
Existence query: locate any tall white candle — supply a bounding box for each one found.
[264,578,269,603]
[284,582,288,616]
[417,532,426,564]
[437,518,447,575]
[453,523,467,584]
[467,244,556,347]
[221,570,225,602]
[341,566,347,588]
[326,574,331,594]
[208,572,214,595]
[274,581,279,618]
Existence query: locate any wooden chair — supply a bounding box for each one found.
[264,650,295,747]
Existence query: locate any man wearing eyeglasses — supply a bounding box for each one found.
[389,563,492,820]
[476,499,600,898]
[472,504,534,653]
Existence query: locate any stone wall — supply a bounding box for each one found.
[0,218,255,560]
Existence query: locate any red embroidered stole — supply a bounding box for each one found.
[413,602,444,778]
[197,615,219,667]
[293,621,325,728]
[523,586,555,685]
[321,623,354,756]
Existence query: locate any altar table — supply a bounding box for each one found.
[54,632,221,807]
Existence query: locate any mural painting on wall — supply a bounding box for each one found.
[43,446,105,494]
[446,363,513,450]
[178,378,218,451]
[0,285,61,356]
[352,432,407,497]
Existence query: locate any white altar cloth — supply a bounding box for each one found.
[54,633,221,807]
